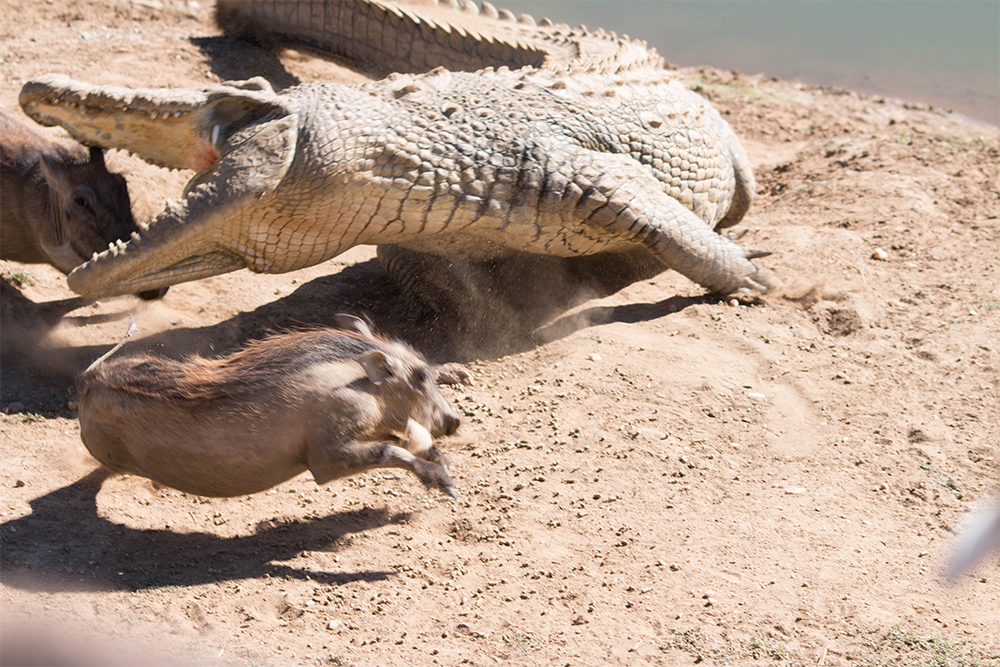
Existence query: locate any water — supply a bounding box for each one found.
[498,1,1000,126]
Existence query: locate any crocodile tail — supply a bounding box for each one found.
[215,0,663,77]
[216,0,546,76]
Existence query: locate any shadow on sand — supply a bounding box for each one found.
[2,256,711,399]
[189,35,304,91]
[0,469,402,593]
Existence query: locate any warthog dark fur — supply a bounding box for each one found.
[0,110,165,298]
[77,317,462,498]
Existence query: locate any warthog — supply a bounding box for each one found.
[77,316,463,499]
[0,110,165,299]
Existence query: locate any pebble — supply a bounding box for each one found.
[587,353,602,362]
[872,247,889,260]
[785,487,807,495]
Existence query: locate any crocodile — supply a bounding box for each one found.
[18,0,777,312]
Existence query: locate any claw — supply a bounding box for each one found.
[746,269,780,294]
[744,247,772,260]
[443,486,459,499]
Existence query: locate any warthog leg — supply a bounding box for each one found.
[380,444,458,499]
[308,424,457,498]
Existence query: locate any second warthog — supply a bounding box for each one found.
[77,316,463,499]
[0,110,166,300]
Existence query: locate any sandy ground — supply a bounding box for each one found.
[1,1,998,666]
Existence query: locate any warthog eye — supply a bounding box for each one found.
[73,195,94,214]
[414,367,432,386]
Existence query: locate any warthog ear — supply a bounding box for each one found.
[359,350,402,385]
[88,145,106,167]
[334,313,376,340]
[38,153,73,201]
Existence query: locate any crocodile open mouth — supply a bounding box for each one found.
[19,74,278,176]
[20,75,224,173]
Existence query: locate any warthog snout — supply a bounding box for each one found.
[78,315,465,501]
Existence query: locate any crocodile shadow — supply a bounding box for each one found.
[0,469,401,594]
[191,27,409,87]
[3,255,710,399]
[104,259,704,356]
[190,35,303,91]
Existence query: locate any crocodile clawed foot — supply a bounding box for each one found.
[726,230,772,260]
[743,247,773,260]
[735,269,781,297]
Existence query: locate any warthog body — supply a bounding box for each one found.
[77,317,462,498]
[0,111,166,299]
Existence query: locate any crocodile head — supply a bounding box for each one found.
[18,75,298,298]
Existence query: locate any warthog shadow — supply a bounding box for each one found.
[0,469,403,593]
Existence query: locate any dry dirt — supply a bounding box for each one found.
[1,2,999,666]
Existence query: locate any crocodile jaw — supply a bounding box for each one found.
[19,75,297,298]
[19,74,276,172]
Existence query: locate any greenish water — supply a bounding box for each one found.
[499,1,999,126]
